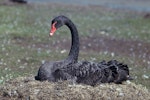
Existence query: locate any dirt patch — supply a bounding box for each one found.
[0,76,149,100]
[13,34,150,62]
[81,35,150,60]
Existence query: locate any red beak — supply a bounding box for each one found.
[50,22,57,36]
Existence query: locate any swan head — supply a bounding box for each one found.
[50,15,66,36]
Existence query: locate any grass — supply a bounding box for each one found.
[0,3,149,90]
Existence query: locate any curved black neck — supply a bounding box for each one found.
[65,19,79,63]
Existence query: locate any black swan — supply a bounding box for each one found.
[35,15,132,85]
[35,15,79,81]
[10,0,27,4]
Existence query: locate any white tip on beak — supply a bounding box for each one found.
[50,33,53,36]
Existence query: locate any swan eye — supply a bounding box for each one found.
[50,22,57,36]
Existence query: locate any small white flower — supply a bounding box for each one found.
[104,51,108,55]
[18,59,21,63]
[61,49,66,54]
[19,66,25,69]
[111,52,115,57]
[41,60,45,64]
[142,74,149,79]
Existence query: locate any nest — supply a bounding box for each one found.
[0,76,149,100]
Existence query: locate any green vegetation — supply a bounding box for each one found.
[0,3,149,90]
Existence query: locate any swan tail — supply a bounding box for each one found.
[35,76,40,80]
[105,60,132,84]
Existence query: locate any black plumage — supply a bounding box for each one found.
[54,60,132,86]
[35,15,132,86]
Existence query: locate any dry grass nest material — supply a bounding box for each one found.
[0,76,149,100]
